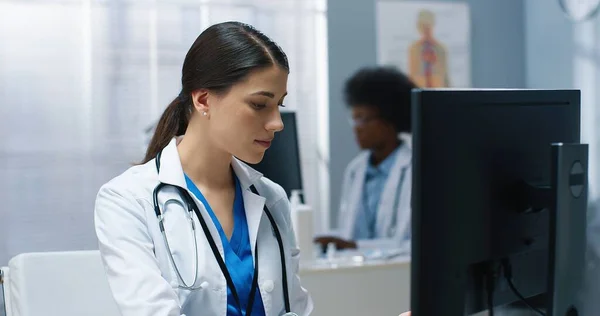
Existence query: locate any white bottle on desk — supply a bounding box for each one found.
[289,190,315,263]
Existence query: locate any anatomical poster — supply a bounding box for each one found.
[376,1,471,88]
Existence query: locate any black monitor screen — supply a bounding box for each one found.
[411,89,586,315]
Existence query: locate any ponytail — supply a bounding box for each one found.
[138,21,290,165]
[140,95,190,164]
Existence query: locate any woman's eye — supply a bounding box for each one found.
[250,102,285,109]
[251,103,267,109]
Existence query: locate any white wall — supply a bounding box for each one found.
[525,2,600,314]
[0,0,329,264]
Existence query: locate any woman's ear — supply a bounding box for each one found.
[191,89,210,114]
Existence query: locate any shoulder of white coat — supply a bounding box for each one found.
[345,151,370,174]
[96,160,157,203]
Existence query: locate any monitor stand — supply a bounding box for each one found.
[524,143,588,316]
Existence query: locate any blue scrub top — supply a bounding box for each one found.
[352,146,400,239]
[185,174,266,316]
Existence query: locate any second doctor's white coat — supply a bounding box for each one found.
[94,138,313,316]
[337,141,412,250]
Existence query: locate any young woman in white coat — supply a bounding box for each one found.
[94,21,313,316]
[315,67,417,252]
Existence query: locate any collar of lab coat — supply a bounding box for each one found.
[156,137,268,260]
[366,145,401,177]
[397,132,412,151]
[156,137,263,190]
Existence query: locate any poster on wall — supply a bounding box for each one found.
[376,1,471,88]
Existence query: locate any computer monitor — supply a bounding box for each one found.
[250,111,303,199]
[410,89,588,316]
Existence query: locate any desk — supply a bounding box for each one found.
[299,257,411,316]
[1,249,410,316]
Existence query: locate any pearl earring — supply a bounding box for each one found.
[202,111,207,116]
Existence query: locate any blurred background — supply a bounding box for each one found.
[0,0,329,261]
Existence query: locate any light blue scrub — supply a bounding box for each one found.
[352,146,400,239]
[185,174,266,316]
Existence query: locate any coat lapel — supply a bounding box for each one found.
[232,158,280,316]
[231,158,265,258]
[375,144,412,238]
[339,152,369,239]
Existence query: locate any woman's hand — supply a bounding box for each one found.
[399,312,411,316]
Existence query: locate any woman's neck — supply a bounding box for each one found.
[371,139,401,166]
[177,132,234,190]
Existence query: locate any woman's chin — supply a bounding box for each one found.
[236,151,265,165]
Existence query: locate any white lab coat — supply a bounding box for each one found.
[94,138,313,316]
[337,142,412,250]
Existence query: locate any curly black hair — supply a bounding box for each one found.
[344,66,417,133]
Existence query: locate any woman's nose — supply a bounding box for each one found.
[266,109,284,132]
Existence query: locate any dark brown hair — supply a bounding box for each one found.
[344,66,416,133]
[141,21,289,164]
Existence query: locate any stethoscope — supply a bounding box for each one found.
[152,150,297,316]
